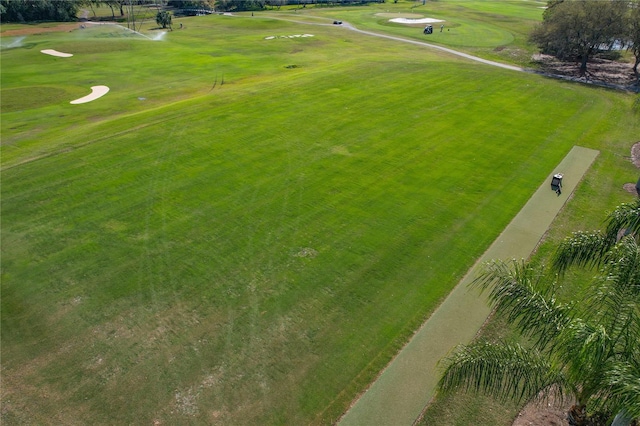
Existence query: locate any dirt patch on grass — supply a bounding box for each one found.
[631,142,640,168]
[513,407,568,426]
[512,387,573,426]
[531,54,639,91]
[1,23,80,36]
[623,183,639,195]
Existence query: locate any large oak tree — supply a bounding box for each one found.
[530,0,628,74]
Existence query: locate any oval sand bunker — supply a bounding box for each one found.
[70,85,110,104]
[41,49,73,57]
[389,17,444,24]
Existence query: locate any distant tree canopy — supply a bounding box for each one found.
[530,0,633,73]
[0,0,80,22]
[167,0,214,9]
[0,0,384,22]
[215,0,263,11]
[215,0,384,12]
[0,0,159,22]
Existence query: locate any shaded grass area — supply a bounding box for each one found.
[2,9,640,426]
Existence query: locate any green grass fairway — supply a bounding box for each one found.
[2,5,640,425]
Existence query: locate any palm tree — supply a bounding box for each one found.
[437,199,640,425]
[156,10,172,30]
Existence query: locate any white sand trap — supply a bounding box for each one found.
[264,34,314,40]
[41,49,73,57]
[389,17,444,24]
[70,85,110,104]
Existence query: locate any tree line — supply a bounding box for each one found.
[0,0,80,22]
[0,0,382,21]
[0,1,214,22]
[216,0,383,12]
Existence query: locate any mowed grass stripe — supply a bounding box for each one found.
[2,13,639,425]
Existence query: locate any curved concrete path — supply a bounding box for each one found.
[340,21,523,72]
[338,146,599,426]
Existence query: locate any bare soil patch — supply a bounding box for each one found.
[532,54,639,91]
[623,183,639,195]
[512,388,573,426]
[513,405,569,426]
[631,142,640,168]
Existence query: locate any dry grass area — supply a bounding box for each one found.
[623,182,638,195]
[1,23,81,36]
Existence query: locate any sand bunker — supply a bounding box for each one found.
[70,85,110,104]
[389,17,444,24]
[41,49,73,57]
[265,34,314,40]
[264,34,314,40]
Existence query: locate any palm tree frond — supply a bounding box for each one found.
[604,199,640,243]
[473,259,571,348]
[439,200,640,422]
[598,361,640,418]
[600,237,640,298]
[437,341,565,404]
[553,230,612,273]
[553,320,611,393]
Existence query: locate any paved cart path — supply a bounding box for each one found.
[339,22,523,72]
[338,146,599,426]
